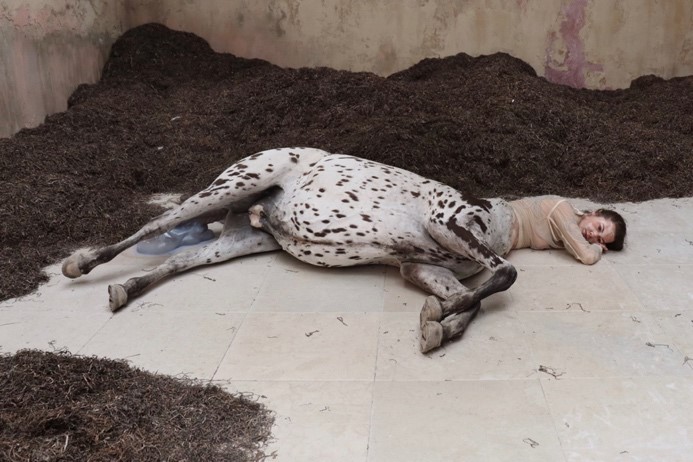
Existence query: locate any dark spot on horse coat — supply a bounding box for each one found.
[446,216,499,264]
[473,215,488,233]
[461,194,492,212]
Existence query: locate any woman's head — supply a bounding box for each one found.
[579,209,627,251]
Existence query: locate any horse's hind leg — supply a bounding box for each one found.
[62,195,229,278]
[108,212,280,311]
[61,148,314,279]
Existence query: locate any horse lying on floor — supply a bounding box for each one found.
[62,147,625,352]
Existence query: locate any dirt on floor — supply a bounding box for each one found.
[0,350,274,462]
[1,22,691,302]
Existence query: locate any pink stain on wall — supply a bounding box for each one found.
[544,0,603,88]
[11,5,32,28]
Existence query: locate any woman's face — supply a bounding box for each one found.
[579,213,615,249]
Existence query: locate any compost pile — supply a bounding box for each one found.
[1,23,692,301]
[0,350,273,462]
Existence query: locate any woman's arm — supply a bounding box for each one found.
[548,202,603,265]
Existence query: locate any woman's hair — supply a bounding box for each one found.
[593,209,627,251]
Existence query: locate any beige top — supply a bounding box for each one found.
[509,196,603,265]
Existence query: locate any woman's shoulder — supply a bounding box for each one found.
[521,195,572,212]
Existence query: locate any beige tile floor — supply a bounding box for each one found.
[1,198,692,461]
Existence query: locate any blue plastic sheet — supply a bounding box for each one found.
[136,221,215,255]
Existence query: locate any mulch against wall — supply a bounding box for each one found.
[1,23,692,302]
[0,350,273,462]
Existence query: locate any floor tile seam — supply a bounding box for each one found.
[366,312,384,461]
[241,310,386,316]
[210,311,250,382]
[246,253,280,315]
[367,280,387,459]
[536,373,693,382]
[666,340,693,366]
[0,306,109,314]
[536,377,570,462]
[634,307,693,313]
[120,308,251,315]
[371,377,550,383]
[371,377,546,384]
[511,263,582,268]
[216,378,378,384]
[221,378,376,384]
[74,313,115,355]
[612,262,693,267]
[512,308,647,315]
[515,309,543,383]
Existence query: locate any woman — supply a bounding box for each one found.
[509,195,626,263]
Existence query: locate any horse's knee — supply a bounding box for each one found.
[496,264,517,291]
[399,262,417,280]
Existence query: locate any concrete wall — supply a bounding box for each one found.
[2,0,692,138]
[125,0,693,90]
[0,0,127,137]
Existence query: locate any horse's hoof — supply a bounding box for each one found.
[420,296,443,329]
[108,284,128,312]
[419,321,444,353]
[61,254,84,279]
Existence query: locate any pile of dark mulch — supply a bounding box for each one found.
[0,350,274,461]
[1,23,691,301]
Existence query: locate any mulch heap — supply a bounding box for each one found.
[1,22,692,302]
[0,350,274,462]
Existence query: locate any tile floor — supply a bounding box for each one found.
[1,198,692,461]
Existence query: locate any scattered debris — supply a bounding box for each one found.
[336,316,348,326]
[305,330,320,337]
[645,342,672,350]
[523,438,540,448]
[631,316,641,323]
[566,302,589,312]
[538,365,565,379]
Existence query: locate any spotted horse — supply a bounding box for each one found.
[62,148,517,353]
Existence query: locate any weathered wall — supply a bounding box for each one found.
[0,0,127,137]
[126,0,693,89]
[2,0,692,138]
